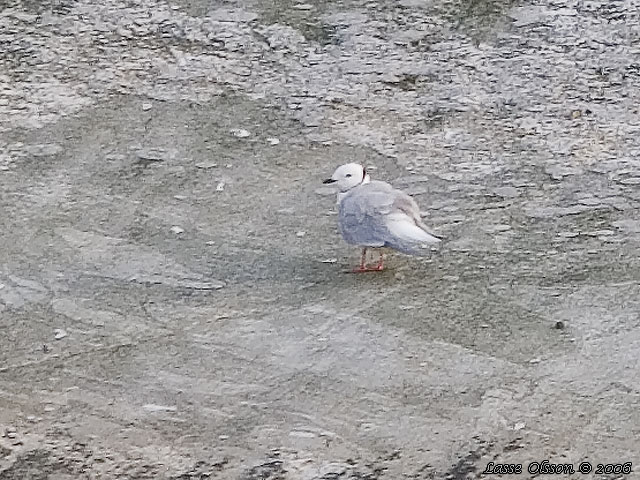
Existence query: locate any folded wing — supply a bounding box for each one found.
[387,192,441,246]
[338,181,440,254]
[338,183,391,247]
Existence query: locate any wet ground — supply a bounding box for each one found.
[1,0,640,478]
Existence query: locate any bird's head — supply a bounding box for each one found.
[323,163,369,192]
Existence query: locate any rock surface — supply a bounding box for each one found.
[1,0,640,478]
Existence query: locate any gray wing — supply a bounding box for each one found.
[337,181,396,247]
[338,181,441,253]
[391,190,441,239]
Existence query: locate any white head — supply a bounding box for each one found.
[323,163,370,192]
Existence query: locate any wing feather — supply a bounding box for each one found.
[337,180,440,254]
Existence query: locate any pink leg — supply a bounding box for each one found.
[352,248,369,273]
[351,248,385,273]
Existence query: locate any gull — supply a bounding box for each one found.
[323,163,441,272]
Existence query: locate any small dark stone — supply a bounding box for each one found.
[554,321,565,330]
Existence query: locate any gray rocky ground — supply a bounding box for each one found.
[1,0,640,478]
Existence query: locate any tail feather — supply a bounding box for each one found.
[416,220,442,242]
[386,214,441,246]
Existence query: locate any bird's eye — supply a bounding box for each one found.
[345,174,352,178]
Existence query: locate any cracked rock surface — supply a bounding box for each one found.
[1,0,640,478]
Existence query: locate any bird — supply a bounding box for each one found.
[323,163,441,272]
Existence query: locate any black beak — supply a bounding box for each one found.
[323,178,336,184]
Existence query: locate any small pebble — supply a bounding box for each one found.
[296,231,306,237]
[587,230,614,236]
[321,258,337,263]
[266,137,280,145]
[195,161,218,169]
[557,231,580,238]
[135,149,166,162]
[142,404,177,412]
[54,328,67,340]
[230,128,250,138]
[141,103,153,111]
[216,181,225,192]
[170,226,184,234]
[619,177,640,185]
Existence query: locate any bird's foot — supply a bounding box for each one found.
[351,265,384,273]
